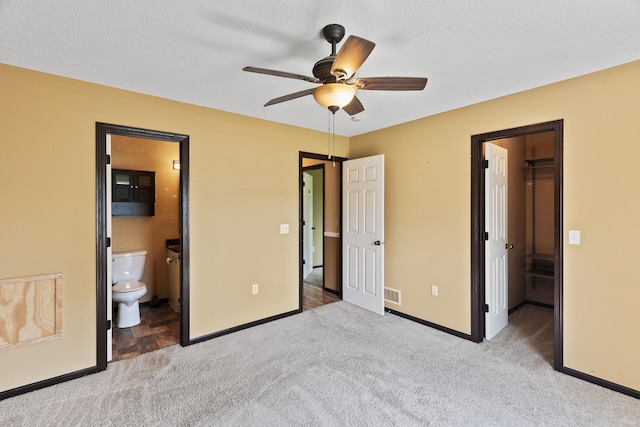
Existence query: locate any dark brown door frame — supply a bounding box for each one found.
[299,152,346,310]
[96,123,190,371]
[470,120,564,370]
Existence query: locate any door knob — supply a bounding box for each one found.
[505,244,514,250]
[374,240,383,246]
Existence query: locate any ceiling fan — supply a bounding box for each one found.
[243,24,428,115]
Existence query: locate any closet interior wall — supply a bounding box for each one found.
[525,132,556,306]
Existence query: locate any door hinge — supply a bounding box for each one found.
[106,154,111,165]
[106,237,111,247]
[107,319,112,330]
[483,304,489,313]
[483,232,489,241]
[302,259,306,265]
[483,159,489,169]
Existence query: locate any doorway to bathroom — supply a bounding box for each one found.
[96,123,190,370]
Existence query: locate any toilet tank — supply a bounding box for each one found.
[112,249,147,283]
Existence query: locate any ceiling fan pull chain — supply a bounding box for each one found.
[327,110,332,159]
[332,112,336,166]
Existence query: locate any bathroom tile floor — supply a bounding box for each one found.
[111,302,180,362]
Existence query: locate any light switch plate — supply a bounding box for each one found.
[569,230,581,245]
[280,224,289,234]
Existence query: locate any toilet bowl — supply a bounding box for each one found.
[112,281,148,328]
[112,249,148,328]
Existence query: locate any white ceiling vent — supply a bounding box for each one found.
[384,287,401,305]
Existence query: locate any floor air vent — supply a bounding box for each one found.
[384,287,401,305]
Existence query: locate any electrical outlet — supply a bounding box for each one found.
[252,284,259,295]
[431,285,439,296]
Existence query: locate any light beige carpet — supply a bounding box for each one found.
[1,303,638,426]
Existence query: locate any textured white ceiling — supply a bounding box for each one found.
[1,1,639,136]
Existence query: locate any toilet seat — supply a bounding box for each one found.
[113,280,146,293]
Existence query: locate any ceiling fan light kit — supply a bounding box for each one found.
[312,83,355,110]
[243,23,428,115]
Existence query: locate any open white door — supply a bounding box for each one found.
[303,172,314,279]
[343,154,384,315]
[485,143,508,340]
[106,134,113,361]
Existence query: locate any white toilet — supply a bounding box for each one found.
[112,249,148,328]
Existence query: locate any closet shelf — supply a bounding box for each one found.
[525,157,554,170]
[526,269,554,280]
[525,157,554,164]
[526,253,554,261]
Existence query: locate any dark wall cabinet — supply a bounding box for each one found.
[112,169,155,216]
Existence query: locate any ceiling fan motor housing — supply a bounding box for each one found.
[312,56,337,82]
[313,24,346,82]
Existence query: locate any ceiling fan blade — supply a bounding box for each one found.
[343,96,364,116]
[353,77,428,91]
[243,66,320,83]
[330,36,375,80]
[264,88,315,107]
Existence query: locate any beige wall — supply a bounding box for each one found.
[0,64,348,392]
[111,136,180,302]
[350,60,640,391]
[2,59,640,394]
[323,161,342,292]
